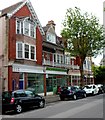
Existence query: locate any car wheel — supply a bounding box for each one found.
[15,104,22,113]
[60,96,64,101]
[73,94,77,100]
[83,93,86,98]
[92,91,94,96]
[39,100,45,108]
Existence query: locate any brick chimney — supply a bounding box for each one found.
[46,20,56,30]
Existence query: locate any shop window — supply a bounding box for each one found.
[28,74,44,93]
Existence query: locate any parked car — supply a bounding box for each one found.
[59,86,86,100]
[103,85,105,93]
[96,84,104,94]
[2,90,45,114]
[83,84,99,96]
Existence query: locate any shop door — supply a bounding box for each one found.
[12,80,16,91]
[19,81,23,89]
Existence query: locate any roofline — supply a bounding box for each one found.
[6,0,45,35]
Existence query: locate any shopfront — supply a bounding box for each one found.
[45,67,68,94]
[46,74,67,92]
[12,64,44,93]
[27,73,44,93]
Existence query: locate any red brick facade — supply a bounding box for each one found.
[7,3,43,91]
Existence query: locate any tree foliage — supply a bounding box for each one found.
[61,7,105,86]
[92,66,105,84]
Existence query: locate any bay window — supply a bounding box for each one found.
[16,18,36,38]
[24,21,29,35]
[30,24,35,38]
[16,42,36,60]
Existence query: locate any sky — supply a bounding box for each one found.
[0,0,104,65]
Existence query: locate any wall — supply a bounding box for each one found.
[36,27,43,65]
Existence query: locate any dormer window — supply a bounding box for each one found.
[16,18,36,39]
[46,33,56,44]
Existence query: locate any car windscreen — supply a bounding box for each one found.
[84,86,92,89]
[25,90,34,97]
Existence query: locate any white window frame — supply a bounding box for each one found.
[24,21,29,36]
[16,19,36,39]
[24,43,30,59]
[16,19,21,34]
[16,42,36,61]
[30,45,36,60]
[46,33,56,44]
[16,42,23,59]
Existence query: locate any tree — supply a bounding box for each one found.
[92,66,105,84]
[61,7,105,86]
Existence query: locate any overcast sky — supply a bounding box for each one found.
[0,0,104,65]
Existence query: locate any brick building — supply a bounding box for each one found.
[0,0,94,96]
[0,0,45,93]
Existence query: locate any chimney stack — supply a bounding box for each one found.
[46,20,56,30]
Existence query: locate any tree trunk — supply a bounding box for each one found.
[79,57,85,87]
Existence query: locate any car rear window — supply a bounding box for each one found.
[2,92,12,99]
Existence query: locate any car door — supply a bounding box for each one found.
[33,94,42,106]
[24,90,35,107]
[75,87,82,97]
[14,90,31,108]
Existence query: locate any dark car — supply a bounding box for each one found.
[97,84,104,94]
[59,86,86,100]
[2,90,45,114]
[102,84,105,93]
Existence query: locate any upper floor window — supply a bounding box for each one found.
[30,46,35,60]
[24,21,29,36]
[65,56,70,65]
[46,33,56,44]
[16,42,23,58]
[16,18,36,39]
[25,44,29,59]
[16,42,36,61]
[30,24,36,38]
[16,20,21,34]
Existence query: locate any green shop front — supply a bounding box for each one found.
[45,67,68,95]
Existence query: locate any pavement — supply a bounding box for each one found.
[44,94,60,104]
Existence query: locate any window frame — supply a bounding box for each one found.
[46,33,56,44]
[16,42,36,61]
[16,18,36,39]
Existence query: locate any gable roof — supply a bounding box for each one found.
[1,1,23,16]
[0,0,45,35]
